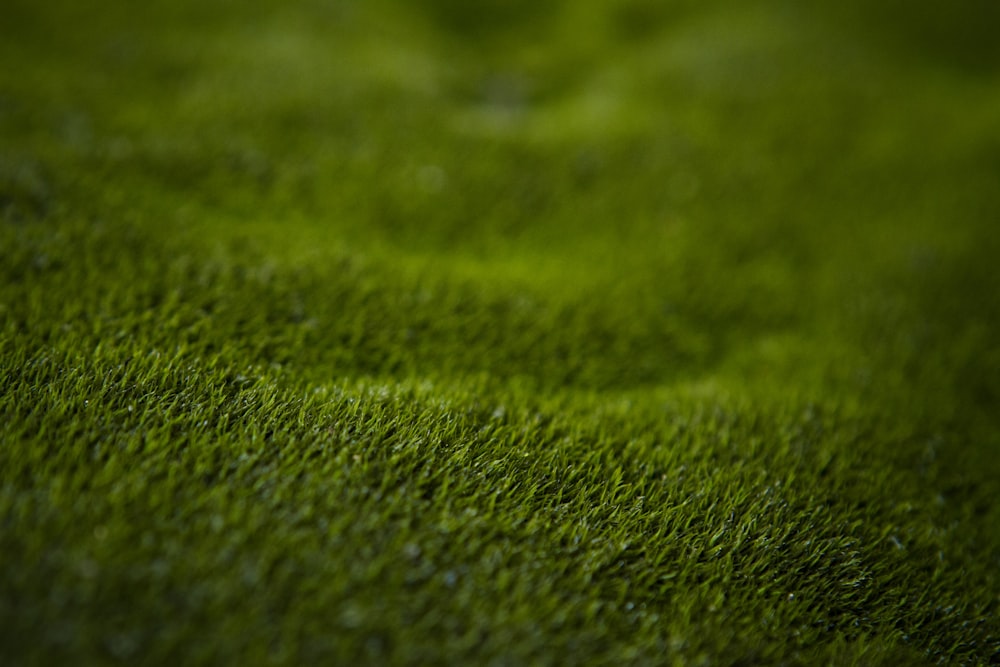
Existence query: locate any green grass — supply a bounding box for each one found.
[2,0,999,664]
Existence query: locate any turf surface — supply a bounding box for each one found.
[2,1,999,664]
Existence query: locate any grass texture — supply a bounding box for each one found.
[2,0,1000,664]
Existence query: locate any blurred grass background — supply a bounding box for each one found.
[2,0,999,664]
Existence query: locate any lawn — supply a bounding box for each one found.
[2,0,999,664]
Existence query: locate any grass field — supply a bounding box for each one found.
[2,1,999,664]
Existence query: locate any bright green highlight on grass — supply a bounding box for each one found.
[2,0,999,664]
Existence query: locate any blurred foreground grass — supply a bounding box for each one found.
[2,1,999,664]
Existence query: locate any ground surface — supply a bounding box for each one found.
[2,1,999,665]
